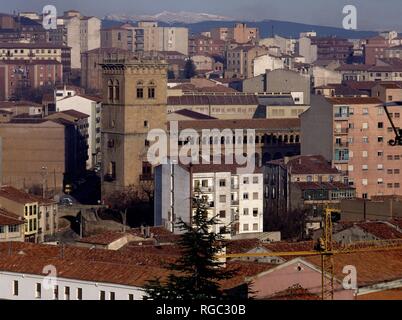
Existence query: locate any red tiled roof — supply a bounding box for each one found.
[168,94,259,106]
[0,209,24,226]
[0,186,38,204]
[78,232,134,245]
[355,222,402,239]
[60,109,89,119]
[285,155,339,175]
[173,109,217,120]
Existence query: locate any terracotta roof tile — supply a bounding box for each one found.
[0,186,38,204]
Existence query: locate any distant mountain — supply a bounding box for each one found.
[102,15,377,39]
[104,11,233,24]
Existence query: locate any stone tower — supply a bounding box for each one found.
[101,57,168,198]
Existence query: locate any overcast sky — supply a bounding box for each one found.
[1,0,401,30]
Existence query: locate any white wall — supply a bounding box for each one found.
[56,95,101,168]
[253,54,285,77]
[0,271,144,300]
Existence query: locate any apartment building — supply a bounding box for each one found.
[101,26,132,51]
[189,35,226,57]
[0,209,24,242]
[211,24,259,44]
[154,163,263,238]
[56,94,102,168]
[301,95,402,198]
[53,10,101,69]
[226,45,269,79]
[337,60,402,82]
[0,186,39,242]
[311,37,354,63]
[0,60,63,100]
[371,83,402,103]
[0,118,87,194]
[364,36,392,65]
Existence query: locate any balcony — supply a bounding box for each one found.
[335,142,349,147]
[231,200,239,206]
[231,184,239,190]
[334,128,349,135]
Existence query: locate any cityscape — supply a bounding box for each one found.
[0,0,401,307]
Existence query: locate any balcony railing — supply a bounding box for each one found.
[334,128,349,134]
[231,200,239,206]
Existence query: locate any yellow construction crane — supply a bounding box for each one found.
[224,207,402,300]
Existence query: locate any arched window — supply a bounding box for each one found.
[114,80,120,102]
[108,79,114,101]
[136,81,144,99]
[148,80,156,99]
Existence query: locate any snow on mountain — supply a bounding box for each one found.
[104,11,233,24]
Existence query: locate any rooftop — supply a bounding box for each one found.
[0,186,39,204]
[168,94,259,106]
[0,209,24,226]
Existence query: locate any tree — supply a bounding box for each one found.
[183,58,196,79]
[144,195,236,300]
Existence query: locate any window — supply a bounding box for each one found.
[243,177,249,184]
[253,192,259,200]
[363,137,369,144]
[8,224,18,233]
[395,183,401,188]
[202,180,208,187]
[114,80,120,101]
[0,226,4,234]
[362,123,369,130]
[136,81,144,98]
[100,290,106,300]
[378,136,384,143]
[243,224,249,231]
[219,179,226,187]
[362,108,369,115]
[148,87,155,99]
[13,280,18,296]
[35,283,41,299]
[219,195,226,203]
[110,292,115,300]
[65,286,70,300]
[144,120,148,128]
[377,164,384,170]
[219,210,226,218]
[253,176,259,184]
[253,223,259,231]
[243,208,249,216]
[108,79,114,101]
[128,294,134,300]
[253,208,258,217]
[243,193,249,200]
[362,179,368,186]
[362,151,368,158]
[362,165,368,171]
[395,169,400,174]
[77,288,82,300]
[378,122,384,129]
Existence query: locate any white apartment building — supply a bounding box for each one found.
[56,94,102,168]
[155,163,264,239]
[253,54,285,77]
[192,167,264,238]
[57,11,101,69]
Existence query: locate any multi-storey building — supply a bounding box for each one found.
[100,57,168,197]
[0,60,63,101]
[188,35,225,57]
[311,37,354,63]
[55,94,102,168]
[364,36,392,65]
[154,163,264,238]
[211,24,259,44]
[301,95,402,198]
[0,186,39,242]
[226,45,269,79]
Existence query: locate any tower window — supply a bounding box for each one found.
[108,79,114,101]
[137,81,144,99]
[148,87,155,99]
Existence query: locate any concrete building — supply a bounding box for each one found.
[0,60,63,100]
[253,54,285,76]
[211,24,259,44]
[191,54,215,72]
[56,94,102,169]
[297,37,318,64]
[259,36,296,55]
[101,26,132,51]
[154,163,264,238]
[371,83,402,103]
[189,35,226,57]
[301,95,402,198]
[364,36,391,65]
[312,37,354,63]
[226,45,269,79]
[55,11,101,69]
[311,66,342,88]
[101,57,168,197]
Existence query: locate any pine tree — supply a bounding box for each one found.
[144,195,236,300]
[183,59,196,79]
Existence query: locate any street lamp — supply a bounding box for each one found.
[380,101,402,146]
